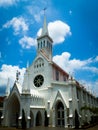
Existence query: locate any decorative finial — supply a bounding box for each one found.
[6,78,10,96]
[16,70,20,82]
[26,61,29,68]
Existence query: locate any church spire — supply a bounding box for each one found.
[37,9,53,60]
[41,8,49,36]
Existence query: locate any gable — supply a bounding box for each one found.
[9,82,21,99]
[52,62,69,82]
[52,90,69,109]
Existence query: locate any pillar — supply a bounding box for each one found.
[18,106,22,128]
[64,109,68,128]
[52,109,55,127]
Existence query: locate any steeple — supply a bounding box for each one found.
[37,11,53,60]
[41,14,49,36]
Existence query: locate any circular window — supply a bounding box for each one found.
[34,75,44,87]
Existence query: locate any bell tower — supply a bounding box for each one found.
[37,12,53,60]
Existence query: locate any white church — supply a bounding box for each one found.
[2,15,98,128]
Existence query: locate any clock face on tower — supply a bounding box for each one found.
[34,75,44,87]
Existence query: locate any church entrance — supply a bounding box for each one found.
[7,94,20,127]
[55,101,65,127]
[36,111,42,126]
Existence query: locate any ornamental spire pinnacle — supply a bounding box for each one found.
[6,78,10,97]
[41,8,49,36]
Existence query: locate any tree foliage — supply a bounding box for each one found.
[81,105,98,114]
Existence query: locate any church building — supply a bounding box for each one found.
[2,15,98,128]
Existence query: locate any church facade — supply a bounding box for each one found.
[2,16,98,128]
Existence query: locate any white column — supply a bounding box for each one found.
[52,109,55,127]
[18,106,22,127]
[64,108,68,128]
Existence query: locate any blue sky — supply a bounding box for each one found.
[0,0,98,96]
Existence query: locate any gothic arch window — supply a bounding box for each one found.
[42,63,44,66]
[77,88,79,99]
[47,41,49,48]
[34,58,44,69]
[63,75,67,81]
[41,41,42,48]
[43,40,45,47]
[50,44,52,50]
[56,70,59,81]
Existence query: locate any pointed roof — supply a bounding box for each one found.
[41,14,49,36]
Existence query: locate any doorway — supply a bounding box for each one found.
[55,101,65,127]
[7,94,20,127]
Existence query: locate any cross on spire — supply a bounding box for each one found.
[43,7,47,15]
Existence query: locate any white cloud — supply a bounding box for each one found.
[53,52,98,74]
[53,52,85,74]
[26,0,49,22]
[34,13,42,22]
[83,66,98,73]
[79,80,98,97]
[37,20,71,44]
[95,56,98,62]
[0,0,19,7]
[0,64,25,88]
[27,5,43,22]
[53,52,98,96]
[3,17,28,35]
[19,36,37,49]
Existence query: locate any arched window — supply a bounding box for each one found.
[41,42,42,48]
[34,58,44,69]
[43,40,45,47]
[56,70,59,81]
[63,75,66,81]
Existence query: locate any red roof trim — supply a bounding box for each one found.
[52,61,69,77]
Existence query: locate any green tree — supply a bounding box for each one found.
[81,105,98,124]
[81,105,98,114]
